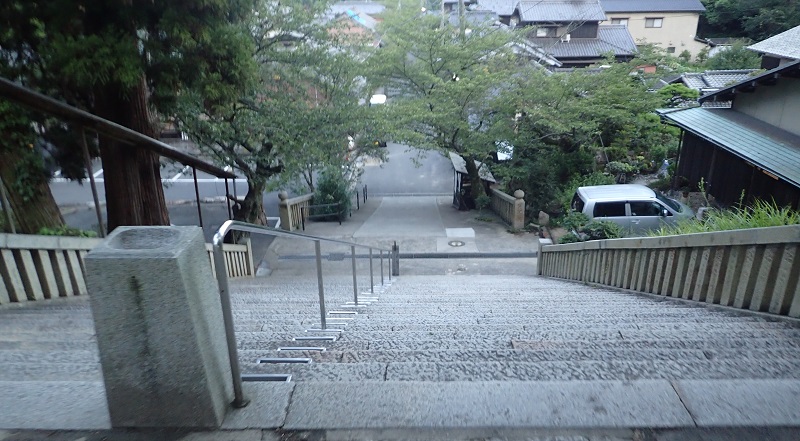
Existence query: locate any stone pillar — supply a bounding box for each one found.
[278,191,291,231]
[85,226,233,428]
[391,241,400,276]
[512,190,525,230]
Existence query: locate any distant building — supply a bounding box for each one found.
[599,0,708,59]
[747,25,800,69]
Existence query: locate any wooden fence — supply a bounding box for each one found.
[1,233,254,305]
[537,225,800,318]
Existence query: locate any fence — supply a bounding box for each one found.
[0,233,102,304]
[1,233,255,305]
[205,240,255,278]
[537,225,800,318]
[278,192,313,232]
[490,188,525,229]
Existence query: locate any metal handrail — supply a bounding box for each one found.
[212,219,394,409]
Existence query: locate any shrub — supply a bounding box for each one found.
[557,232,584,244]
[475,194,491,212]
[38,225,98,238]
[582,220,624,240]
[650,199,800,236]
[313,169,352,221]
[561,211,589,231]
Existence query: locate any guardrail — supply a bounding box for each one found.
[278,192,313,232]
[212,220,396,408]
[0,233,102,304]
[537,225,800,319]
[489,188,525,229]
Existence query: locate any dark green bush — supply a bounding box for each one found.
[313,169,352,221]
[557,232,584,244]
[582,220,624,240]
[38,225,98,238]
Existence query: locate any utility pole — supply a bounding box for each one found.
[458,0,466,40]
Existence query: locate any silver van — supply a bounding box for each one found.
[570,184,694,235]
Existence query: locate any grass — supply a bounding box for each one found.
[650,199,800,236]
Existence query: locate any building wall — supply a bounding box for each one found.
[733,78,800,137]
[602,12,707,58]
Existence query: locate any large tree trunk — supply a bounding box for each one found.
[0,156,64,235]
[236,179,268,226]
[94,77,170,232]
[463,153,486,201]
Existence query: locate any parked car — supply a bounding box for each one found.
[570,184,694,235]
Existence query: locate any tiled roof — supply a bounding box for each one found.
[343,9,379,31]
[529,24,635,58]
[677,70,758,92]
[477,0,517,16]
[329,1,385,17]
[518,0,606,22]
[660,107,800,188]
[700,60,800,103]
[600,0,704,13]
[748,25,800,60]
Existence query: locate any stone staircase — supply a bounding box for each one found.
[3,272,800,432]
[232,275,800,383]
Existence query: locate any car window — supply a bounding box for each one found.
[654,191,682,212]
[629,201,664,217]
[593,202,626,217]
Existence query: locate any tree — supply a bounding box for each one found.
[368,8,520,204]
[0,100,64,234]
[499,61,673,212]
[0,0,256,231]
[704,40,762,70]
[700,0,800,41]
[175,0,382,225]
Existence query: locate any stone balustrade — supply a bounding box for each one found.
[1,232,255,305]
[490,188,525,229]
[278,191,313,231]
[538,225,800,318]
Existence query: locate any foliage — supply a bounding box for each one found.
[582,220,624,240]
[557,232,584,244]
[703,41,761,70]
[650,199,800,236]
[313,169,352,220]
[700,0,800,41]
[560,211,590,232]
[658,84,700,108]
[368,8,520,202]
[38,225,97,238]
[554,173,615,214]
[475,194,491,212]
[498,58,675,215]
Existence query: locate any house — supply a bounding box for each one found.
[599,0,707,59]
[658,60,800,209]
[331,8,382,47]
[747,25,800,69]
[469,0,637,67]
[670,69,758,96]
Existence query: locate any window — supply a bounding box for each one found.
[611,18,628,26]
[629,201,664,217]
[593,202,626,217]
[666,46,676,53]
[536,27,557,37]
[645,17,663,28]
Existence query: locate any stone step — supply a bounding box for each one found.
[0,362,101,381]
[242,359,800,382]
[236,336,800,352]
[237,347,800,364]
[0,349,100,365]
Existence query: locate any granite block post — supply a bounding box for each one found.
[85,226,233,428]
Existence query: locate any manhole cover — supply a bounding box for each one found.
[448,240,466,247]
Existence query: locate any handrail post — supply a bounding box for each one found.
[369,248,374,294]
[315,240,327,330]
[301,206,306,231]
[380,250,384,285]
[351,245,358,305]
[212,243,249,408]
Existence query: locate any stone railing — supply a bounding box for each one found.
[0,233,255,305]
[278,192,313,232]
[490,189,525,229]
[0,233,102,304]
[537,225,800,318]
[205,240,255,278]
